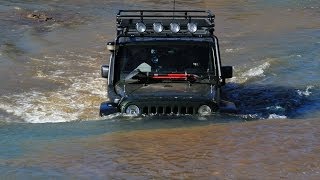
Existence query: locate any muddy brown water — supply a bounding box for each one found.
[2,118,320,179]
[0,0,320,178]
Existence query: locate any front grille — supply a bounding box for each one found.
[121,99,217,116]
[141,104,197,115]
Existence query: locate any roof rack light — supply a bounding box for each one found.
[187,23,197,33]
[153,23,164,33]
[170,23,180,33]
[136,22,146,33]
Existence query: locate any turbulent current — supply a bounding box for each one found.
[0,0,320,178]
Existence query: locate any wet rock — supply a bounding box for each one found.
[26,12,55,22]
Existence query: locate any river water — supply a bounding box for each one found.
[0,0,320,178]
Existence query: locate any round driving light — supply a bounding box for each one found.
[187,23,197,33]
[170,23,180,33]
[198,105,212,116]
[153,22,164,33]
[125,105,140,115]
[136,22,146,33]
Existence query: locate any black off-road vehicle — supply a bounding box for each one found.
[100,10,235,116]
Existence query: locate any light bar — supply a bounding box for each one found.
[135,22,201,34]
[118,10,215,36]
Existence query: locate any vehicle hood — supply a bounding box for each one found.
[115,82,214,99]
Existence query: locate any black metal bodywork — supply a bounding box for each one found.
[100,10,235,116]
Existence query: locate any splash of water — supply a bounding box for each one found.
[0,49,108,123]
[297,86,314,97]
[229,60,272,84]
[0,72,106,123]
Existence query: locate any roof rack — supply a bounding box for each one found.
[116,10,215,37]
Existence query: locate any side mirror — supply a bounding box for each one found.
[221,66,233,79]
[101,65,109,78]
[106,42,118,52]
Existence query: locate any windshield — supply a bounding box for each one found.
[114,41,215,83]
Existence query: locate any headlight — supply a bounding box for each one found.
[136,22,146,33]
[187,22,197,33]
[125,105,140,115]
[198,105,212,116]
[153,22,163,33]
[170,23,180,33]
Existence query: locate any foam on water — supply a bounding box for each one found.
[297,86,313,97]
[0,72,106,123]
[241,62,270,77]
[13,7,21,10]
[224,48,243,53]
[229,59,272,84]
[0,50,108,123]
[268,114,287,119]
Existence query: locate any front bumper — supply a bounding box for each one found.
[100,99,236,116]
[100,97,218,116]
